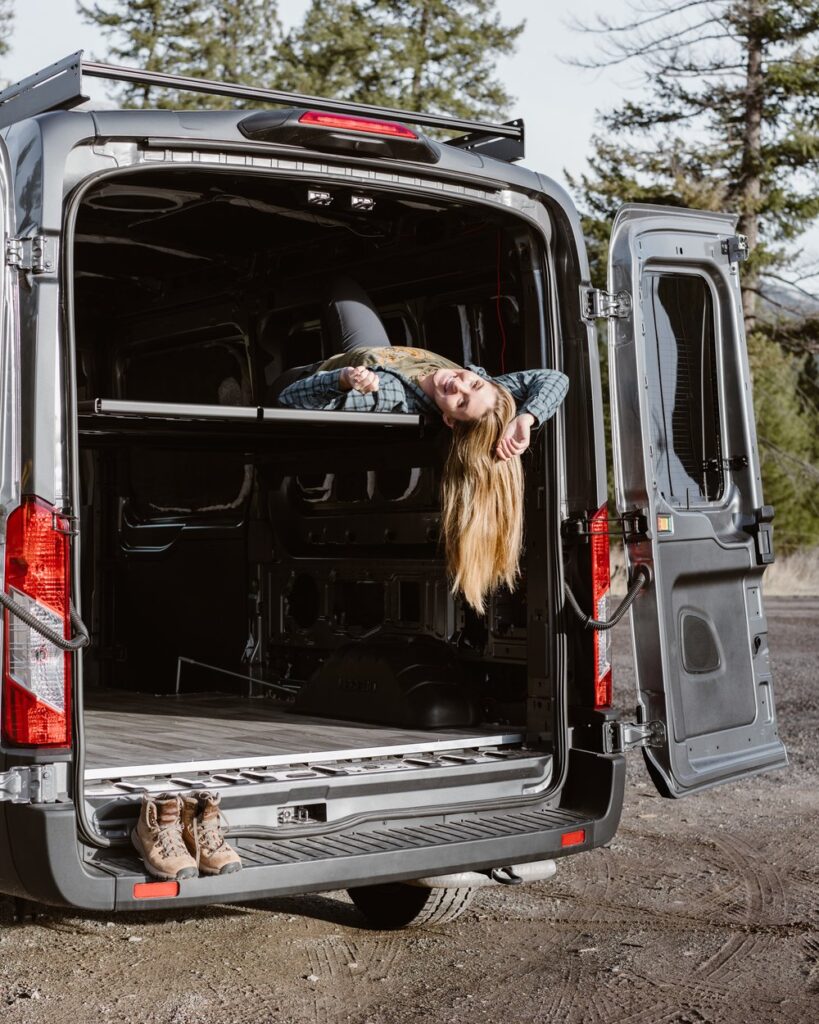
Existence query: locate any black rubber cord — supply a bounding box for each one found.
[563,564,651,631]
[0,590,90,650]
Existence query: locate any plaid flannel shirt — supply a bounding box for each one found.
[278,364,569,426]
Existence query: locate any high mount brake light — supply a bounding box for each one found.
[2,497,72,746]
[238,108,438,163]
[298,110,418,139]
[590,504,613,709]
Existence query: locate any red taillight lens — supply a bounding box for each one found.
[561,828,586,848]
[590,504,612,709]
[298,109,418,139]
[2,497,72,747]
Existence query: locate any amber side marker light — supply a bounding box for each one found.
[133,881,180,900]
[561,829,586,848]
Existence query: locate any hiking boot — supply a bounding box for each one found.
[131,793,198,881]
[181,791,242,876]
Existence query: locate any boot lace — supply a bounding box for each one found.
[198,808,231,856]
[155,820,188,859]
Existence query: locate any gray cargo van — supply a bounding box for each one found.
[0,53,787,926]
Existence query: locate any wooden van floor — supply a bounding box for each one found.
[82,690,523,771]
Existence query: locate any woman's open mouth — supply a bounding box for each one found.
[442,373,457,395]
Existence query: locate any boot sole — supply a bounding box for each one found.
[199,861,242,876]
[130,829,198,881]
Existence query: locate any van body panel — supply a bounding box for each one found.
[608,203,787,797]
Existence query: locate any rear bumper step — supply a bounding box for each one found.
[3,748,624,911]
[96,804,594,909]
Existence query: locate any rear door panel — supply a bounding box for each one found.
[608,204,787,797]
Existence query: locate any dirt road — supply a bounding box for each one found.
[0,598,816,1024]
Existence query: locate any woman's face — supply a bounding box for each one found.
[429,368,498,425]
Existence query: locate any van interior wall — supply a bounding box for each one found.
[73,170,537,735]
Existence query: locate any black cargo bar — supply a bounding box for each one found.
[0,50,525,145]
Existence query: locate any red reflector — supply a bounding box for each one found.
[133,881,180,900]
[298,109,418,139]
[561,829,586,848]
[595,667,613,709]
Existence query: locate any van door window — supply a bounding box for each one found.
[643,273,724,505]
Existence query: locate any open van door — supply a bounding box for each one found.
[607,203,787,797]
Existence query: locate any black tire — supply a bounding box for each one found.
[348,882,475,929]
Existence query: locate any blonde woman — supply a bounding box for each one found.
[275,279,568,613]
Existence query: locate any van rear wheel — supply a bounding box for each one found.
[348,882,475,929]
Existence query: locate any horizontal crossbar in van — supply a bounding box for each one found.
[0,51,525,159]
[78,398,423,435]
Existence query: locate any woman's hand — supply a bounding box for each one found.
[496,413,535,461]
[340,365,380,393]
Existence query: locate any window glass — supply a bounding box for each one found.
[643,273,724,504]
[117,336,252,518]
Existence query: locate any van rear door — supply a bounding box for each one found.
[606,203,787,797]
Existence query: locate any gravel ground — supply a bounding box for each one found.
[0,598,816,1024]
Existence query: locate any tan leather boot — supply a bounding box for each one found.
[131,793,198,881]
[182,791,242,876]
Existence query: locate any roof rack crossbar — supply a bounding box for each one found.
[0,50,524,145]
[446,119,526,162]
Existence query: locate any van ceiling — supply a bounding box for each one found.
[72,170,494,289]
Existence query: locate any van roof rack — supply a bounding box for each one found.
[0,51,525,161]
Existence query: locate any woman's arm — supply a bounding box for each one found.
[277,369,348,409]
[278,366,412,414]
[489,369,569,461]
[278,366,380,409]
[491,368,569,426]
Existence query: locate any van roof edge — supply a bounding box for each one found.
[0,50,525,154]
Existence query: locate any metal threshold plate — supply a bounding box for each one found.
[83,731,525,782]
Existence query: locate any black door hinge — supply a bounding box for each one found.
[721,235,750,263]
[561,509,649,543]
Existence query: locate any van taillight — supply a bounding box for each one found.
[2,498,72,747]
[590,504,612,709]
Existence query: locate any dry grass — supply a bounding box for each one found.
[609,546,819,596]
[761,547,819,596]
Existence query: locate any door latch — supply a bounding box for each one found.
[748,504,775,566]
[603,719,665,754]
[721,235,749,263]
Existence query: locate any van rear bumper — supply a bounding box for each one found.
[1,749,624,912]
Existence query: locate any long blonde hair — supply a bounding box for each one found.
[440,384,524,614]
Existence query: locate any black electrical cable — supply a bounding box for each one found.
[0,590,90,650]
[563,564,652,631]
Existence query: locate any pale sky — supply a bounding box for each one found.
[4,0,818,273]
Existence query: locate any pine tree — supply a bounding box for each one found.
[278,0,524,120]
[171,1,282,109]
[569,0,819,551]
[77,0,201,107]
[77,0,282,109]
[568,0,819,327]
[0,0,13,60]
